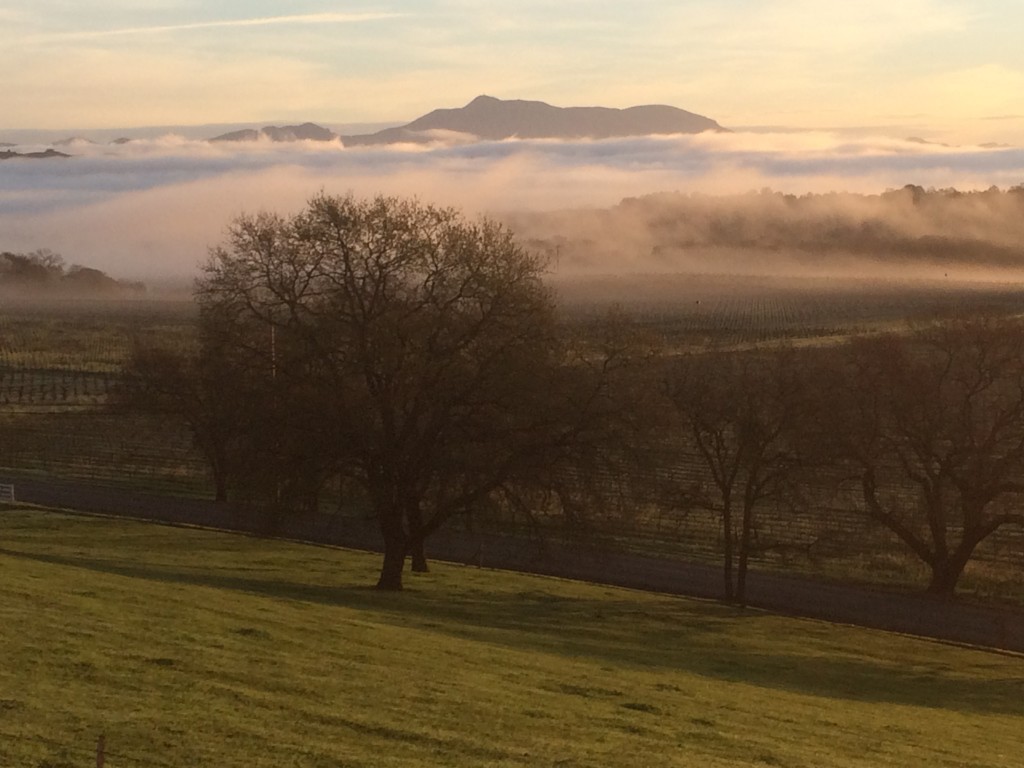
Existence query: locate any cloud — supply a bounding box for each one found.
[0,47,339,128]
[25,12,407,42]
[2,131,1024,282]
[728,0,969,54]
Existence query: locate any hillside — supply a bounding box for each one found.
[1,509,1020,767]
[209,122,338,143]
[341,95,726,146]
[0,249,144,296]
[0,148,69,160]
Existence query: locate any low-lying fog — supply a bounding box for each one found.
[3,130,1024,289]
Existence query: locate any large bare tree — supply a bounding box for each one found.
[197,193,589,589]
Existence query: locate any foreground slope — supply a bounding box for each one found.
[1,509,1021,767]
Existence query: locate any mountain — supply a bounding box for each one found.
[341,95,727,146]
[210,122,337,143]
[905,136,952,148]
[0,148,70,160]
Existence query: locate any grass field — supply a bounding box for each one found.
[1,508,1021,767]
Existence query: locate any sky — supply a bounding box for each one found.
[3,0,1024,142]
[3,1,1024,282]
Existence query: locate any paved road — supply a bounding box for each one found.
[3,474,1022,653]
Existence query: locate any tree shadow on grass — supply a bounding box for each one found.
[4,546,1021,716]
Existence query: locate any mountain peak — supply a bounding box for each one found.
[341,96,726,147]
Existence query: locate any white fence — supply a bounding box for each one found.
[0,484,14,503]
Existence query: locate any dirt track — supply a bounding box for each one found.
[4,474,1023,653]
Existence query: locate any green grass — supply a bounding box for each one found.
[1,509,1022,767]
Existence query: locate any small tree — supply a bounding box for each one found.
[198,193,577,589]
[662,349,806,604]
[119,342,244,504]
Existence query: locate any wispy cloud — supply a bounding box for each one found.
[30,12,405,42]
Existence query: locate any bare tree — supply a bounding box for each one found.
[820,318,1024,595]
[662,349,806,604]
[118,343,241,504]
[197,193,588,589]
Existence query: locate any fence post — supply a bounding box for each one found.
[96,733,105,768]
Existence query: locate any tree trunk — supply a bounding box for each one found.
[926,546,974,596]
[376,513,407,590]
[377,546,406,590]
[203,438,229,503]
[406,503,429,572]
[408,537,429,573]
[926,561,962,596]
[736,502,754,606]
[213,473,228,504]
[722,502,734,602]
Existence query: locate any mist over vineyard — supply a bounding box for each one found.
[509,185,1024,281]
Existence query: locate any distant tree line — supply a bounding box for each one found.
[510,184,1024,272]
[0,249,145,296]
[121,193,1024,595]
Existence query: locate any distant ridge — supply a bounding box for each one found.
[210,122,338,143]
[0,148,70,160]
[341,95,727,146]
[0,98,725,151]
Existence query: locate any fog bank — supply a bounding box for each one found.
[1,131,1022,282]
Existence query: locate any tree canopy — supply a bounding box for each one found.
[196,193,600,589]
[0,249,144,296]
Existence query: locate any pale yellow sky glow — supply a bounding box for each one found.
[2,0,1023,142]
[26,12,406,42]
